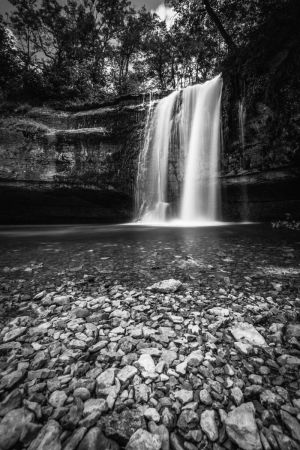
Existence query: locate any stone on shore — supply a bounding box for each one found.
[230,323,267,347]
[126,429,162,450]
[148,279,182,293]
[225,403,262,450]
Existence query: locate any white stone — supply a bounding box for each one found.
[230,323,267,347]
[174,389,194,404]
[208,307,230,317]
[144,407,160,423]
[225,402,262,450]
[3,327,27,342]
[117,365,138,383]
[83,398,107,417]
[148,279,182,293]
[200,409,218,442]
[96,368,115,389]
[126,429,162,450]
[137,354,156,373]
[48,390,67,408]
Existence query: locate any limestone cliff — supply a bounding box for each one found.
[0,99,147,223]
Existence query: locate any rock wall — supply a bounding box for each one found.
[0,62,299,224]
[0,99,147,223]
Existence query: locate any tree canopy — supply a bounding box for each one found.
[0,0,296,104]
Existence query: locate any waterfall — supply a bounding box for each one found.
[135,75,223,224]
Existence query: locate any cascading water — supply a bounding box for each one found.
[135,74,223,224]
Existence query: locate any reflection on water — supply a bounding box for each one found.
[0,224,299,295]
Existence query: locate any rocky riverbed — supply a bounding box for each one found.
[0,224,299,450]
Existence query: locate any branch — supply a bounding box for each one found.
[202,0,236,51]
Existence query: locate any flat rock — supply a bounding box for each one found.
[3,327,27,342]
[174,390,194,404]
[83,399,107,417]
[208,307,230,317]
[148,279,182,293]
[0,389,22,417]
[77,426,119,450]
[28,420,61,450]
[0,369,25,391]
[100,409,146,446]
[200,409,218,442]
[48,390,67,408]
[177,410,199,432]
[225,402,262,450]
[285,324,300,339]
[117,365,138,383]
[185,350,204,365]
[144,408,160,423]
[280,410,300,443]
[126,429,162,450]
[137,354,156,373]
[96,368,116,389]
[0,407,34,450]
[277,354,300,366]
[161,350,177,365]
[230,323,267,347]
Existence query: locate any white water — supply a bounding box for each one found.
[136,75,223,224]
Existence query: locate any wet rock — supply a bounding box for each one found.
[28,420,61,450]
[177,410,199,432]
[148,422,169,450]
[0,369,26,391]
[0,407,34,450]
[174,389,194,404]
[77,426,119,450]
[170,432,185,450]
[280,410,300,443]
[0,389,22,417]
[137,354,156,373]
[230,323,267,347]
[231,387,244,406]
[161,350,177,366]
[117,365,138,383]
[225,402,262,450]
[2,326,27,342]
[200,409,218,442]
[96,368,116,389]
[49,390,67,408]
[83,399,107,417]
[62,427,87,450]
[100,409,146,445]
[199,389,213,406]
[126,429,162,450]
[148,279,182,293]
[144,407,160,423]
[285,324,300,340]
[161,407,177,430]
[134,383,150,403]
[277,354,300,366]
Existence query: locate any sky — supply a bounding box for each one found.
[0,0,165,17]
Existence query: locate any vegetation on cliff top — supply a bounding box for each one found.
[0,0,298,106]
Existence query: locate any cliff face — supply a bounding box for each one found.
[220,1,300,221]
[0,100,147,223]
[0,63,299,224]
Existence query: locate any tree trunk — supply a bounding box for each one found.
[202,0,236,51]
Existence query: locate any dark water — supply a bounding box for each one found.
[0,224,299,294]
[0,223,299,326]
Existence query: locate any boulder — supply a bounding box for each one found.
[225,403,262,450]
[148,279,182,293]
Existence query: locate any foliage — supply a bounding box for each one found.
[0,0,297,103]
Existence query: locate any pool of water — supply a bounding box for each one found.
[0,224,299,298]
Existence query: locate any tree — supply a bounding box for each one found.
[0,16,22,98]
